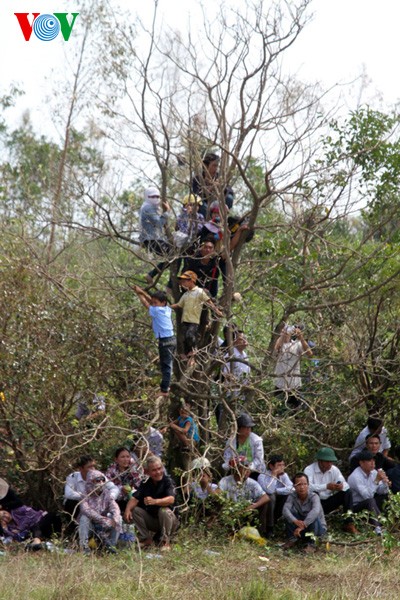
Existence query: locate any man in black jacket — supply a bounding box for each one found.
[124,457,178,552]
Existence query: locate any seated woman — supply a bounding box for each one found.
[105,447,143,512]
[0,505,61,549]
[79,470,121,554]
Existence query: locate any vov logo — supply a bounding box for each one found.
[15,13,79,42]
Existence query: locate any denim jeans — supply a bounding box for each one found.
[286,512,326,543]
[79,514,120,549]
[158,336,176,392]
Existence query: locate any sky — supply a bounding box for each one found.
[1,0,400,133]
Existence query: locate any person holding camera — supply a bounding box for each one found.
[273,324,313,409]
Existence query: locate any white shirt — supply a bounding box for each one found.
[257,470,293,496]
[218,475,265,503]
[222,348,250,381]
[304,462,349,500]
[274,340,304,390]
[64,471,86,501]
[191,482,218,500]
[349,426,391,460]
[222,432,265,473]
[348,466,389,505]
[64,471,119,502]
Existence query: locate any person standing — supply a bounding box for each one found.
[274,325,313,409]
[171,270,222,362]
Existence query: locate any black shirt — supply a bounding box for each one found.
[133,475,175,517]
[184,253,220,297]
[0,488,24,511]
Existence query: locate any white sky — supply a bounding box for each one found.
[1,0,400,131]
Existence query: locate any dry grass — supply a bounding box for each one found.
[0,536,400,600]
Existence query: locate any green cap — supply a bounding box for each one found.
[315,447,338,462]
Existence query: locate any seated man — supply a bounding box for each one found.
[349,434,395,474]
[348,450,390,534]
[282,472,327,553]
[222,413,265,475]
[124,456,179,552]
[64,455,96,524]
[304,447,357,534]
[257,454,293,538]
[349,417,391,460]
[79,470,121,554]
[218,457,269,537]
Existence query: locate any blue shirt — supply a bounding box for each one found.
[148,306,174,339]
[177,416,200,442]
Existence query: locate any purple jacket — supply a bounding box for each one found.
[2,506,46,541]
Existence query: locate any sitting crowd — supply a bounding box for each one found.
[0,414,396,555]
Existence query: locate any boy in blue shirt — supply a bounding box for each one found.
[164,402,200,449]
[133,285,176,396]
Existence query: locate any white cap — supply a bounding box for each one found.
[144,187,160,202]
[191,457,211,470]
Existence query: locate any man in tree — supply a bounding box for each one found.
[124,456,178,552]
[163,401,200,450]
[222,330,251,399]
[132,285,176,396]
[273,325,313,409]
[139,187,172,285]
[304,447,357,535]
[183,237,221,298]
[171,270,222,364]
[191,152,234,217]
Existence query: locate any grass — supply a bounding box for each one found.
[1,534,400,600]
